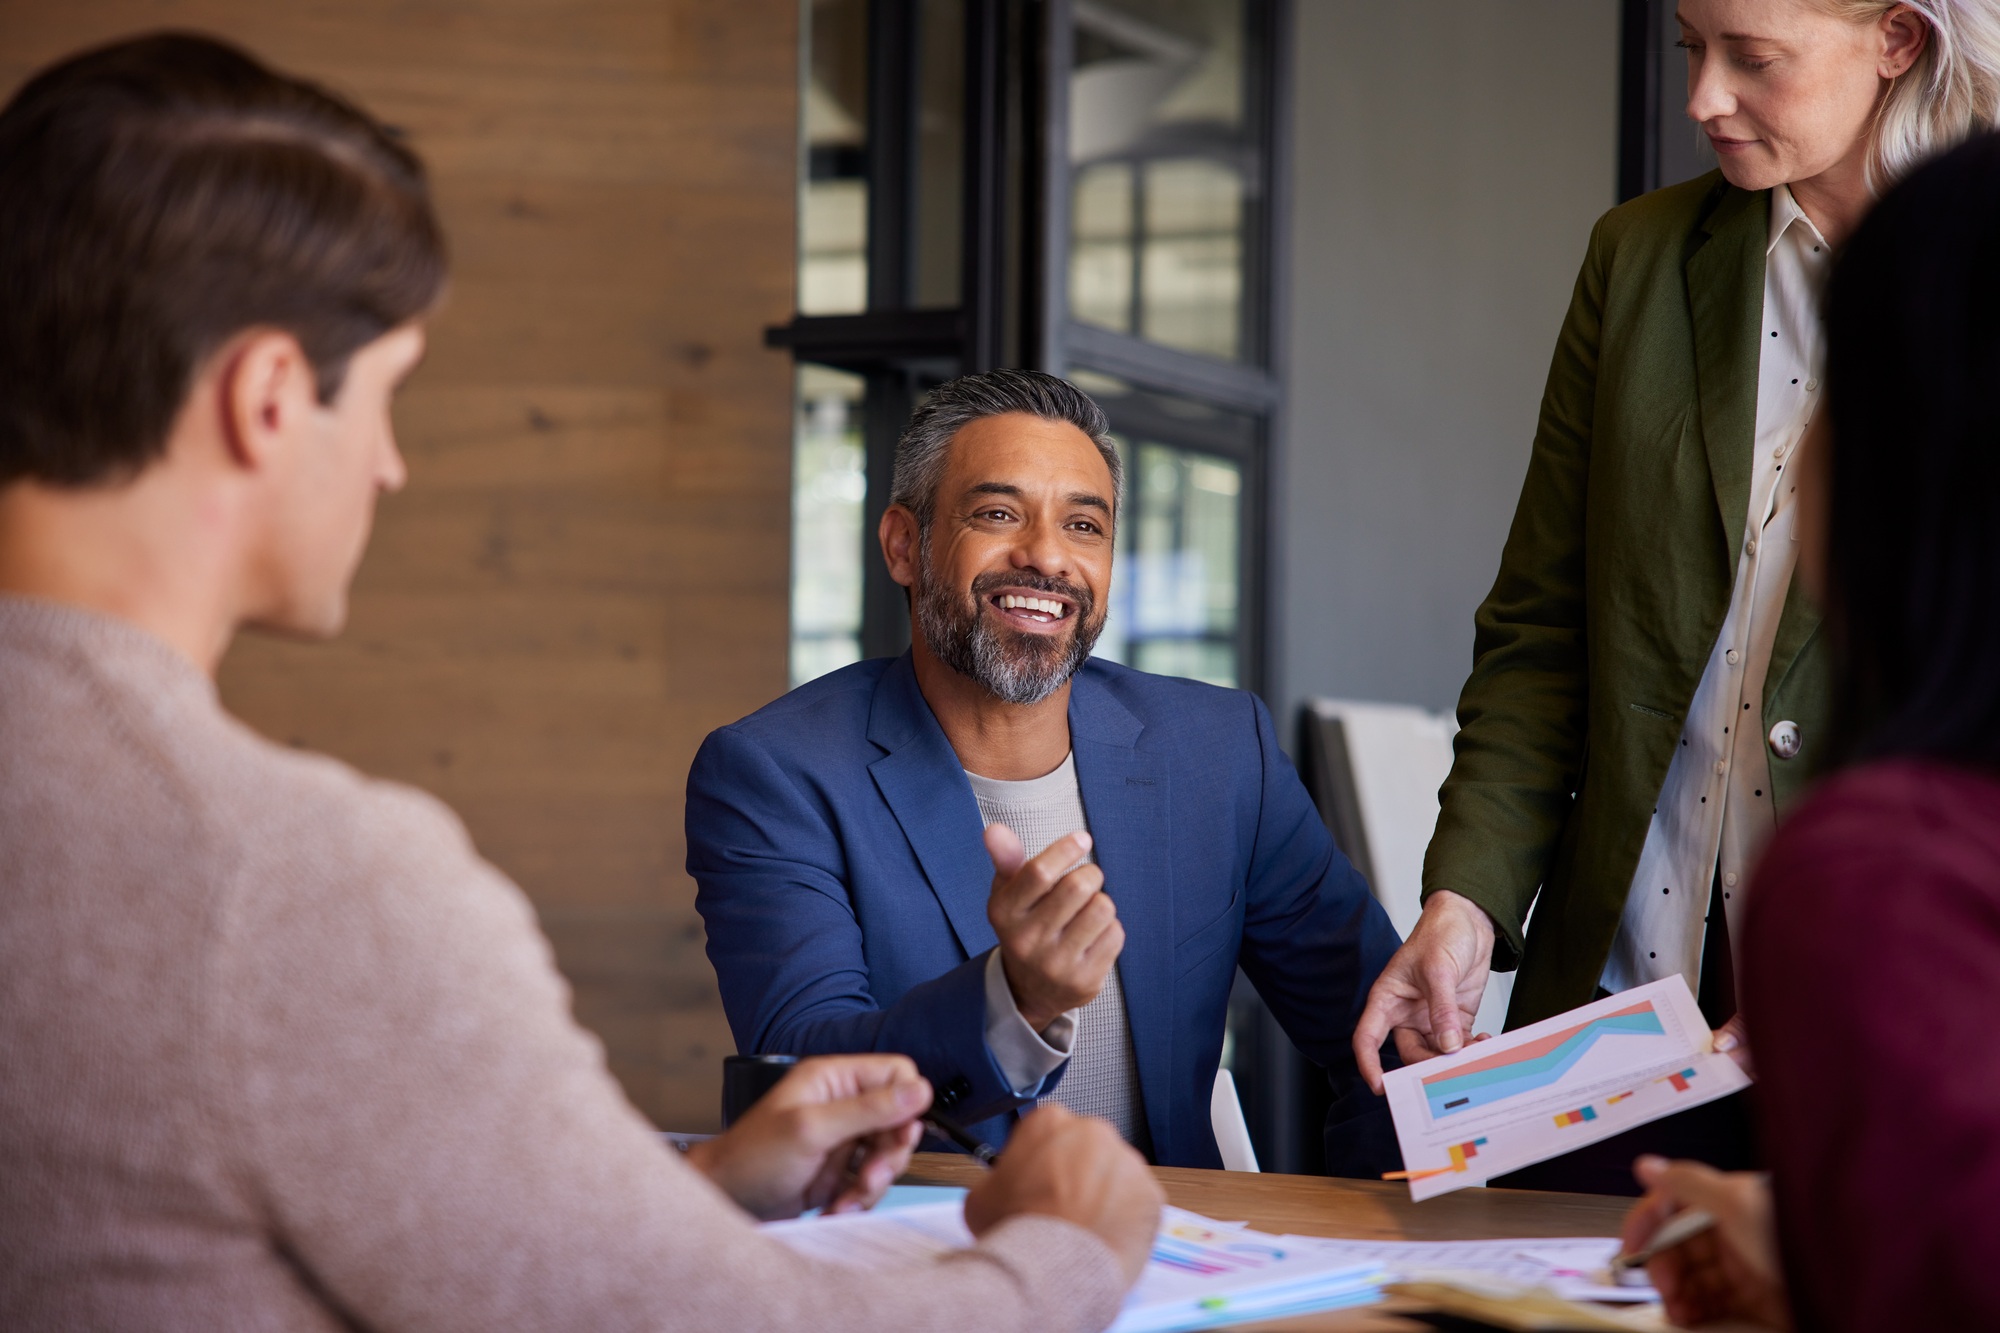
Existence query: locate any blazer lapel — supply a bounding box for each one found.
[1685,185,1769,566]
[867,655,1000,959]
[1069,673,1176,1154]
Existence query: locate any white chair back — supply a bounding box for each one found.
[1300,699,1516,1038]
[1209,1068,1260,1172]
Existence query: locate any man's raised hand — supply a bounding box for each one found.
[984,824,1124,1032]
[1350,889,1497,1093]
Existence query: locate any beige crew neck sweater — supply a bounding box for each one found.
[0,597,1124,1332]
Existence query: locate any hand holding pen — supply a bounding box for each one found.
[1617,1156,1791,1329]
[919,1105,1001,1166]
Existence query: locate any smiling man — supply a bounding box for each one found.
[689,370,1402,1171]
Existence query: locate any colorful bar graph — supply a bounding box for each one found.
[1552,1105,1598,1128]
[1607,1090,1635,1105]
[1382,1137,1489,1184]
[1447,1137,1487,1169]
[1658,1067,1698,1093]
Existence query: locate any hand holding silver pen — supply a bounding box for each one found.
[1612,1206,1717,1284]
[1618,1156,1791,1329]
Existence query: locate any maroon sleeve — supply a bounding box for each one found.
[1743,761,2000,1332]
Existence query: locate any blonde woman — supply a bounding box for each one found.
[1353,0,2000,1194]
[1626,127,2000,1331]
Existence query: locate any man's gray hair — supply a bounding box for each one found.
[889,368,1122,531]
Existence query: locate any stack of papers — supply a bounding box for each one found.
[762,1200,1385,1331]
[763,1186,1658,1326]
[1382,975,1751,1199]
[1117,1209,1384,1331]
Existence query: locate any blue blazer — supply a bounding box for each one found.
[687,653,1401,1168]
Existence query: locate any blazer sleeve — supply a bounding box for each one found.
[1420,215,1609,967]
[1234,693,1401,1081]
[686,726,1035,1123]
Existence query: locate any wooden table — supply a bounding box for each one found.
[901,1153,1640,1331]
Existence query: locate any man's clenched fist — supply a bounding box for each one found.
[985,824,1124,1032]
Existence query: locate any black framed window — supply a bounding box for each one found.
[1043,0,1282,690]
[800,0,969,316]
[1075,372,1258,687]
[778,0,1286,694]
[1618,0,1716,201]
[776,0,1320,1174]
[1058,0,1265,364]
[779,0,1019,680]
[789,364,869,681]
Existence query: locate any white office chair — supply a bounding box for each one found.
[1300,699,1517,1039]
[1210,1068,1260,1172]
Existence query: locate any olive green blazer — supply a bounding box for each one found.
[1421,170,1831,1029]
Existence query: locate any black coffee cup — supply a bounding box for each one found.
[721,1053,800,1127]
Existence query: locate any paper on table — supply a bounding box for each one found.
[761,1198,973,1269]
[761,1203,1384,1332]
[1284,1234,1656,1304]
[1381,975,1751,1199]
[1120,1208,1382,1333]
[790,1184,968,1222]
[1514,1242,1657,1304]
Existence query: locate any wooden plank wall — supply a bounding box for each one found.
[0,1,798,1131]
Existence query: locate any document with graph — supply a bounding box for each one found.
[763,1201,1385,1331]
[1381,975,1750,1199]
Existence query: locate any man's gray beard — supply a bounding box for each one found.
[913,545,1103,706]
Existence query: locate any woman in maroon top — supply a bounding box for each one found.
[1621,130,2000,1330]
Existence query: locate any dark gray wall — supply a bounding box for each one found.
[1274,1,1619,726]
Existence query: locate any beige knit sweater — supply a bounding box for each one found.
[0,597,1125,1332]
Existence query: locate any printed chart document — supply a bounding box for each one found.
[763,1203,1384,1331]
[1382,975,1750,1199]
[1284,1235,1656,1304]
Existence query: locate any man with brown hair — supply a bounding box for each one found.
[0,32,1159,1330]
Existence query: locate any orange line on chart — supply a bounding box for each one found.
[1383,1137,1489,1183]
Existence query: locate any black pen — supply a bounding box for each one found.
[919,1109,1000,1167]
